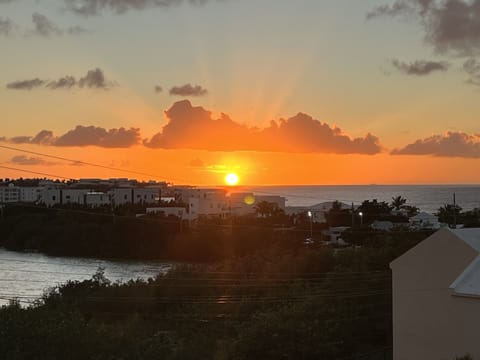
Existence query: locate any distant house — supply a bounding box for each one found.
[391,228,480,360]
[409,211,441,230]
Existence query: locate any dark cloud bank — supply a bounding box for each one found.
[143,100,382,154]
[6,68,115,90]
[1,101,381,154]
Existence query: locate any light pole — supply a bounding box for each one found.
[307,210,313,238]
[358,211,363,227]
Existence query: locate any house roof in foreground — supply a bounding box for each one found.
[448,228,480,297]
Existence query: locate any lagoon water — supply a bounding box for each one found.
[0,249,171,306]
[2,184,480,304]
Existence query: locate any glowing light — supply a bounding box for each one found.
[244,195,255,205]
[225,173,239,186]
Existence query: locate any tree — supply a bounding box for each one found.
[253,201,282,218]
[437,204,462,227]
[391,196,407,211]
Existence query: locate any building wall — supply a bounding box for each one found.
[0,185,20,203]
[133,188,160,205]
[39,189,61,207]
[109,188,133,206]
[19,187,42,203]
[391,228,480,360]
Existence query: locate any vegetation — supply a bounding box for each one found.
[0,238,410,360]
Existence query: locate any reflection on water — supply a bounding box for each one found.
[0,248,172,306]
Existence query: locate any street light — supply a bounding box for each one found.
[307,210,313,238]
[358,211,363,227]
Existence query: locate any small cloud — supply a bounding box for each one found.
[9,136,32,144]
[30,12,88,37]
[6,68,116,91]
[170,84,208,97]
[64,0,215,16]
[0,16,16,37]
[390,59,450,76]
[392,131,480,158]
[78,68,112,89]
[463,58,480,86]
[2,126,140,148]
[154,85,163,93]
[366,1,416,20]
[6,78,46,90]
[189,158,205,168]
[10,155,55,166]
[31,12,62,37]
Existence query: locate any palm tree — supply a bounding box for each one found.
[391,196,407,211]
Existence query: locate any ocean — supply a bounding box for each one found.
[246,185,480,213]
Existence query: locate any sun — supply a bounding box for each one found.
[225,173,239,186]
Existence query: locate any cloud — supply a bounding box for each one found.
[0,16,15,36]
[6,68,115,91]
[6,78,46,90]
[390,59,450,75]
[463,58,480,85]
[169,84,208,97]
[31,130,55,145]
[154,85,163,93]
[32,12,62,37]
[2,126,140,148]
[78,68,112,89]
[64,0,213,16]
[368,0,480,55]
[54,126,140,147]
[10,155,55,166]
[8,136,32,144]
[144,100,382,154]
[189,158,205,167]
[392,131,480,158]
[30,12,88,37]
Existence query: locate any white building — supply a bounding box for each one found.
[85,192,110,207]
[188,191,229,220]
[132,188,160,205]
[0,184,20,203]
[19,187,42,203]
[391,228,480,360]
[39,189,61,207]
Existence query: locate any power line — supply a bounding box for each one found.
[0,144,189,183]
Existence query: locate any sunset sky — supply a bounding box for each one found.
[2,0,480,185]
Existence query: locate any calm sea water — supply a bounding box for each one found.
[0,249,171,306]
[247,185,480,213]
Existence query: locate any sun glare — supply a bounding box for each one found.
[225,173,239,186]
